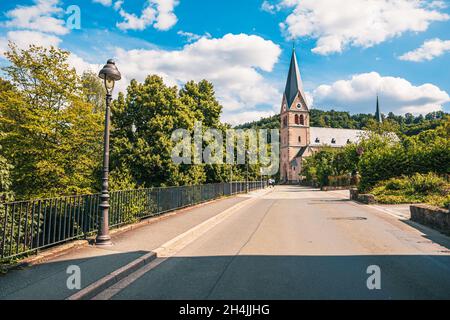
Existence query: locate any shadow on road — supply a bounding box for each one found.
[0,250,149,300]
[1,251,450,300]
[112,254,450,300]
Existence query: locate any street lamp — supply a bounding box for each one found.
[96,59,121,246]
[246,150,250,193]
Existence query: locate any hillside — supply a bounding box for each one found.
[235,109,448,136]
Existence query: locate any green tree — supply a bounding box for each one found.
[0,44,103,199]
[110,76,206,187]
[81,71,107,113]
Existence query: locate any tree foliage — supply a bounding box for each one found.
[0,44,103,199]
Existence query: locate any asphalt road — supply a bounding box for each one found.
[108,186,450,300]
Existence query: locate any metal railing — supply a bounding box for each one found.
[0,181,267,261]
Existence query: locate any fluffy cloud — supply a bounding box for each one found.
[278,0,449,55]
[117,6,157,31]
[261,1,277,14]
[4,0,68,35]
[399,38,450,62]
[313,72,449,115]
[115,0,179,31]
[223,110,276,126]
[0,30,62,55]
[92,0,113,6]
[112,33,282,122]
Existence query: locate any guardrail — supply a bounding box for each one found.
[1,181,267,261]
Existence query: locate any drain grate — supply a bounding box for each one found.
[328,217,367,221]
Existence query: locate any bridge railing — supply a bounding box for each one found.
[0,181,267,261]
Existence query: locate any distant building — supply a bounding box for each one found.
[279,48,382,183]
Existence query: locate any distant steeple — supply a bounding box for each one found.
[284,47,307,109]
[375,95,383,123]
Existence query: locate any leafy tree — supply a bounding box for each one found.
[0,44,103,199]
[110,76,207,187]
[81,71,106,113]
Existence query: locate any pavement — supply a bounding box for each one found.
[1,186,450,300]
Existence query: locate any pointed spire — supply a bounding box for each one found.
[375,95,383,123]
[284,47,307,109]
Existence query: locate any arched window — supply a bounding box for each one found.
[298,136,301,143]
[300,114,305,125]
[283,116,287,127]
[294,114,299,125]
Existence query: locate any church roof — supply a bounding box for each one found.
[375,95,383,123]
[284,48,307,108]
[309,127,366,148]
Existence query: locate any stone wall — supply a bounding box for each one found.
[349,188,376,204]
[410,204,450,234]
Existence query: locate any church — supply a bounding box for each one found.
[280,48,382,183]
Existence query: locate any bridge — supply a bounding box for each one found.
[1,185,450,299]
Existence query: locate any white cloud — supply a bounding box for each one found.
[261,1,277,14]
[114,1,124,10]
[116,0,179,31]
[92,0,113,6]
[177,30,211,43]
[278,0,449,55]
[399,38,450,62]
[152,0,179,30]
[4,0,68,35]
[117,6,157,31]
[0,30,62,56]
[223,110,276,126]
[313,72,449,115]
[67,53,102,76]
[112,33,282,122]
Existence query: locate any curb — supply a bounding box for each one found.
[66,251,157,300]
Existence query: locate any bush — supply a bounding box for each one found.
[409,173,446,194]
[370,173,449,208]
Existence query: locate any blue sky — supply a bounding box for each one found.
[1,0,449,124]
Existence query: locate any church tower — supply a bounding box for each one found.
[280,48,310,183]
[375,95,383,123]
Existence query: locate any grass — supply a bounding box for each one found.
[370,173,450,208]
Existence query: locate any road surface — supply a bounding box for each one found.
[97,186,450,300]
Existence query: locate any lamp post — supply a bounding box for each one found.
[246,150,250,193]
[229,165,233,195]
[96,59,121,246]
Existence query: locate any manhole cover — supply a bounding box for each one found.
[328,217,367,221]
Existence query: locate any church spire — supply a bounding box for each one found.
[284,47,307,109]
[375,95,382,123]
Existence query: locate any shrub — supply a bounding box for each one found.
[409,173,446,194]
[370,173,449,208]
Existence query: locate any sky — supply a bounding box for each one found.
[0,0,449,125]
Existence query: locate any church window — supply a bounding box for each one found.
[298,136,301,143]
[300,114,305,125]
[283,116,287,127]
[294,114,299,125]
[297,103,302,109]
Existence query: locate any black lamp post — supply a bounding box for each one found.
[246,150,250,193]
[96,59,121,246]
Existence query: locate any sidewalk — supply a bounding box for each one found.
[0,191,265,300]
